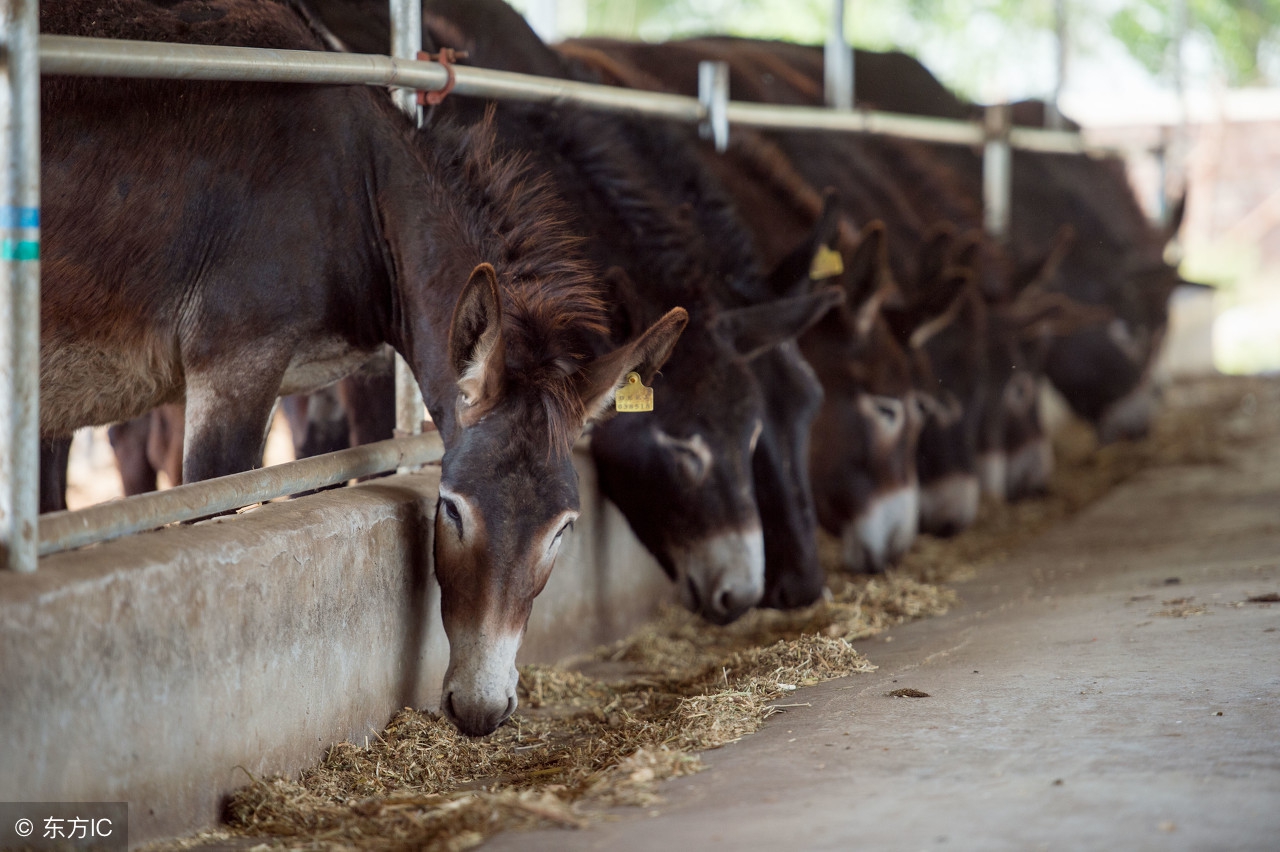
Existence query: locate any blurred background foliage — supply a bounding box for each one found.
[511,0,1280,97]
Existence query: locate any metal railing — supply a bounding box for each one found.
[2,8,1110,571]
[39,432,444,557]
[39,34,1091,151]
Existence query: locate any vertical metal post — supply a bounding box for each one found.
[1046,0,1068,130]
[824,0,854,110]
[389,0,426,439]
[698,60,729,153]
[983,101,1012,244]
[0,0,42,572]
[1166,0,1189,227]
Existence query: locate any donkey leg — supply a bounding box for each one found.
[39,436,73,513]
[182,363,287,485]
[108,415,160,496]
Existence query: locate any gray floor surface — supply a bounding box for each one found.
[483,434,1280,852]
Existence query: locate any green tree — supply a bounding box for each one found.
[1110,0,1280,86]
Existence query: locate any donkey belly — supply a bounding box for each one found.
[278,338,381,397]
[40,338,184,437]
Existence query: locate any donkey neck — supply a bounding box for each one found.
[370,110,606,445]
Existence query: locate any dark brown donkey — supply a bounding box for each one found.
[562,44,965,571]
[428,3,844,621]
[609,36,1110,507]
[722,39,1188,446]
[40,0,686,737]
[303,0,846,620]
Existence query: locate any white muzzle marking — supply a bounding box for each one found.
[918,473,980,535]
[441,628,522,736]
[1006,436,1054,498]
[841,485,919,573]
[673,526,766,621]
[978,450,1008,501]
[1098,379,1157,445]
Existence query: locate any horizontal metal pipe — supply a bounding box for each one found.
[1009,125,1091,155]
[39,35,703,120]
[39,35,1106,155]
[38,432,444,557]
[725,101,984,145]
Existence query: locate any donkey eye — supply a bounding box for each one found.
[440,497,463,533]
[911,395,931,420]
[872,396,903,428]
[673,446,706,481]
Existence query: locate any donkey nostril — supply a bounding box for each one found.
[442,691,457,721]
[708,582,758,624]
[502,695,517,722]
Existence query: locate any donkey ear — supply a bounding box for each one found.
[916,221,956,295]
[1013,224,1075,292]
[843,220,897,338]
[763,188,845,298]
[603,265,645,342]
[448,263,505,409]
[906,269,975,350]
[714,287,846,360]
[1163,190,1187,244]
[844,220,888,305]
[1005,285,1114,341]
[577,307,689,423]
[951,229,984,274]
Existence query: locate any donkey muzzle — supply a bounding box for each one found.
[440,629,521,737]
[675,526,766,625]
[841,485,919,573]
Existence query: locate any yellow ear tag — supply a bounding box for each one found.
[615,371,654,413]
[810,244,844,280]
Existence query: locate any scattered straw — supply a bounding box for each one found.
[187,376,1279,852]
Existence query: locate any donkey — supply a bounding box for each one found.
[615,36,1113,507]
[303,0,848,619]
[726,39,1189,445]
[562,44,969,568]
[41,0,686,736]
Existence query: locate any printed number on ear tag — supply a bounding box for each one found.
[810,245,844,280]
[615,371,654,413]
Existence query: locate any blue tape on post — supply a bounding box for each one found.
[0,206,40,229]
[1,239,40,260]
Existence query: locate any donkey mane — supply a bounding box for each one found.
[729,131,862,258]
[406,108,610,453]
[615,115,766,305]
[519,107,724,320]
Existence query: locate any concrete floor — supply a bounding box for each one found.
[485,434,1280,851]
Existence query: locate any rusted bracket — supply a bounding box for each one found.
[416,48,468,106]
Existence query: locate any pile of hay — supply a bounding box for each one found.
[217,572,945,851]
[204,376,1277,852]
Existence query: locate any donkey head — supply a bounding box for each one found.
[988,226,1113,499]
[753,192,848,610]
[1042,194,1189,445]
[433,264,687,735]
[885,225,987,538]
[803,221,923,574]
[591,266,839,625]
